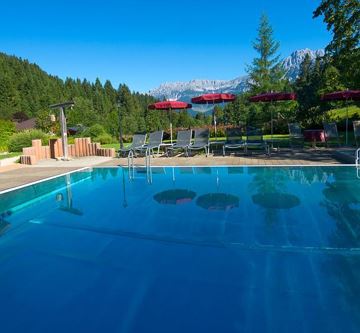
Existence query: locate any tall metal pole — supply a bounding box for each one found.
[59,107,69,160]
[169,108,173,144]
[346,99,349,146]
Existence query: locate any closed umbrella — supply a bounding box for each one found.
[321,90,360,145]
[148,101,192,143]
[249,92,297,147]
[191,93,236,140]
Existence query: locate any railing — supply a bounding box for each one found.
[127,150,135,180]
[127,148,152,183]
[145,148,152,184]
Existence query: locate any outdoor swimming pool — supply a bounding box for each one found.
[0,166,359,333]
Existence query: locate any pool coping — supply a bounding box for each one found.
[0,167,91,195]
[0,164,358,195]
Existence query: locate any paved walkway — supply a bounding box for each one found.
[0,148,352,192]
[100,148,345,167]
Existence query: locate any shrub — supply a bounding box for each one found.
[0,120,16,152]
[82,124,107,139]
[67,137,75,144]
[94,133,113,144]
[8,129,49,152]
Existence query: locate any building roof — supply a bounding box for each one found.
[15,118,36,131]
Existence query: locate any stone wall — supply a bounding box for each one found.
[20,138,115,165]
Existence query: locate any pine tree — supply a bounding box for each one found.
[247,14,285,94]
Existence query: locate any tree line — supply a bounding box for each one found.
[0,0,358,139]
[0,53,210,140]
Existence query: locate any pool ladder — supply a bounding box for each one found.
[127,148,152,183]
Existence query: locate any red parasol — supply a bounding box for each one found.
[148,101,192,110]
[321,90,360,102]
[249,92,297,146]
[321,90,360,145]
[249,92,296,103]
[191,93,236,104]
[148,101,192,143]
[191,93,236,139]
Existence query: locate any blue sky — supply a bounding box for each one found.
[0,0,330,93]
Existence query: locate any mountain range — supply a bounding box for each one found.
[149,48,324,101]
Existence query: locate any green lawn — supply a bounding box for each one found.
[0,152,21,160]
[102,143,127,150]
[328,105,360,121]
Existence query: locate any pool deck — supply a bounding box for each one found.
[0,148,355,192]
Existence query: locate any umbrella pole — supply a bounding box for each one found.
[346,101,349,146]
[271,103,274,149]
[213,101,217,141]
[169,108,173,144]
[214,112,217,141]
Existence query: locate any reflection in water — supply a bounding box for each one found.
[122,168,128,208]
[249,168,301,223]
[196,193,239,211]
[252,193,300,209]
[56,174,83,216]
[288,167,333,185]
[154,189,196,205]
[194,167,212,175]
[2,167,360,331]
[322,175,360,248]
[322,255,360,328]
[90,167,120,182]
[0,211,11,236]
[227,167,244,174]
[179,167,194,174]
[137,167,166,175]
[323,182,359,205]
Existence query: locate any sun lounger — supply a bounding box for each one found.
[118,133,147,157]
[137,130,164,156]
[223,127,244,156]
[288,123,304,149]
[323,122,340,147]
[188,128,210,157]
[244,127,270,155]
[167,130,192,157]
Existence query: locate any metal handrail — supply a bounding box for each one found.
[145,148,152,184]
[127,148,152,183]
[127,150,134,180]
[356,148,360,166]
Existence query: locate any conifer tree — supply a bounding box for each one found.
[247,14,285,94]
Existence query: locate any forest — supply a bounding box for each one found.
[0,0,358,151]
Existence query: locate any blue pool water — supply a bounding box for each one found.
[0,166,359,333]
